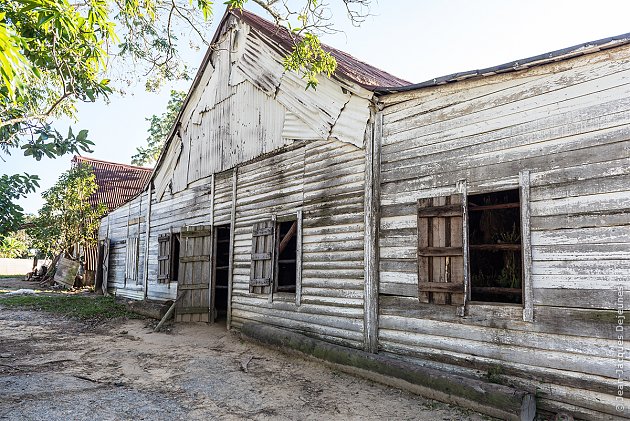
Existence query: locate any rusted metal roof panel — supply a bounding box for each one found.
[233,9,410,90]
[72,156,152,212]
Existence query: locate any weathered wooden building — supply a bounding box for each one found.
[97,8,408,327]
[70,156,151,285]
[99,9,630,420]
[372,34,630,420]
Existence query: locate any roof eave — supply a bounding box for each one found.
[375,32,630,96]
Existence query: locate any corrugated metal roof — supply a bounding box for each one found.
[376,32,630,94]
[233,9,410,90]
[72,156,152,212]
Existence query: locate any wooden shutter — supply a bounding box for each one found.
[250,220,275,294]
[417,194,465,305]
[125,236,139,283]
[157,234,171,283]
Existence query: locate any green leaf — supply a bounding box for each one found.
[76,129,89,142]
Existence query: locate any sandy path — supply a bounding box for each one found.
[0,278,489,420]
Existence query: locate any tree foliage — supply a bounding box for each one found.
[0,173,39,238]
[1,0,371,233]
[0,228,31,258]
[28,163,106,259]
[131,89,185,166]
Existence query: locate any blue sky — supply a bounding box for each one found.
[5,0,630,214]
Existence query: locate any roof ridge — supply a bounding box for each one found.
[72,155,153,171]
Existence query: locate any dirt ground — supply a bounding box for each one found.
[0,277,489,420]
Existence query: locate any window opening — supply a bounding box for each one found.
[276,219,297,293]
[468,189,522,304]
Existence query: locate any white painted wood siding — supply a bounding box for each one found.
[229,140,366,349]
[98,191,148,300]
[378,44,630,419]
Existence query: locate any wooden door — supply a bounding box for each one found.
[176,226,212,322]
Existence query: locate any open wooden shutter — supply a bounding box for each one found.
[250,220,275,294]
[125,236,139,284]
[417,194,465,305]
[157,234,171,283]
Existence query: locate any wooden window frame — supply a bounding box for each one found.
[273,211,303,305]
[249,211,303,306]
[417,175,533,322]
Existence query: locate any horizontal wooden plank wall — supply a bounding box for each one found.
[98,14,373,309]
[146,174,229,302]
[97,191,149,300]
[229,140,366,349]
[378,44,630,418]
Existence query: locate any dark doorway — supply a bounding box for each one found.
[213,225,231,322]
[171,234,180,283]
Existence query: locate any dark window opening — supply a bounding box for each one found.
[171,234,180,283]
[213,225,230,320]
[468,189,522,304]
[276,220,297,293]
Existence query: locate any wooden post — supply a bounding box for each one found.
[520,170,534,322]
[226,168,237,330]
[124,204,131,287]
[364,110,381,353]
[295,209,303,307]
[102,214,110,296]
[143,183,152,299]
[457,180,469,317]
[209,173,216,323]
[268,214,277,304]
[154,292,185,332]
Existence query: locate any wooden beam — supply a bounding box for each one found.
[226,167,237,330]
[469,244,521,251]
[364,110,381,353]
[418,247,463,257]
[457,180,469,317]
[468,202,520,211]
[209,173,215,324]
[419,282,464,293]
[180,255,211,263]
[295,209,303,307]
[520,170,534,322]
[417,204,462,218]
[278,221,297,255]
[241,323,536,421]
[180,230,212,238]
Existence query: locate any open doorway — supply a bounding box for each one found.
[212,225,231,323]
[171,234,180,283]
